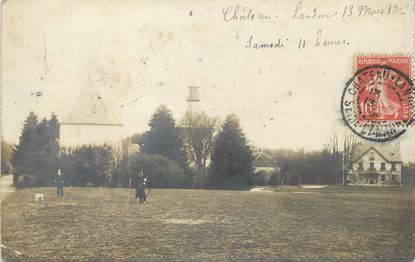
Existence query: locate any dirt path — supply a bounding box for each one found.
[1,175,16,262]
[249,186,273,193]
[0,175,15,201]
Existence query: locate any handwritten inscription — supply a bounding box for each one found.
[245,35,287,49]
[292,1,338,20]
[342,3,409,18]
[223,6,272,22]
[244,30,350,50]
[222,1,409,22]
[314,29,350,48]
[222,1,408,50]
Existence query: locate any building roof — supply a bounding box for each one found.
[252,149,280,168]
[352,143,402,163]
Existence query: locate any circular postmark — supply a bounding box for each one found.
[341,65,414,142]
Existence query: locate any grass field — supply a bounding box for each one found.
[1,186,414,262]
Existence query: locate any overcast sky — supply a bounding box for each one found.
[2,0,414,162]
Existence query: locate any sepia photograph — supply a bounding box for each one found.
[1,0,414,261]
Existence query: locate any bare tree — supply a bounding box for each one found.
[112,140,124,168]
[341,131,359,185]
[324,134,342,184]
[180,111,218,174]
[325,131,359,185]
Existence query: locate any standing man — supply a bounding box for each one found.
[135,169,146,203]
[55,169,64,198]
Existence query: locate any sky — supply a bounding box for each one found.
[2,0,415,162]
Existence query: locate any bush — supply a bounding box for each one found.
[191,170,209,189]
[281,169,301,186]
[269,171,280,186]
[129,154,187,188]
[109,167,129,188]
[16,174,36,188]
[252,168,277,186]
[60,145,115,187]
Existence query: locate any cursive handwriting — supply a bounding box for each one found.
[292,1,338,20]
[223,6,272,22]
[243,30,351,50]
[314,29,350,48]
[342,3,409,18]
[245,35,287,49]
[220,1,407,50]
[222,1,408,23]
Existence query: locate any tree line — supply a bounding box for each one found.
[11,106,253,189]
[255,133,360,186]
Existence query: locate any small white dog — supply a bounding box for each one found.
[33,193,45,203]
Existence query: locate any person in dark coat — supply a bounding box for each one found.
[55,169,64,198]
[135,170,147,203]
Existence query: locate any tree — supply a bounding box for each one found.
[34,114,60,185]
[110,134,142,187]
[12,112,61,186]
[12,111,39,185]
[342,131,358,185]
[140,105,187,168]
[259,148,340,185]
[323,134,343,184]
[180,111,218,173]
[1,139,14,175]
[324,131,359,185]
[209,114,253,188]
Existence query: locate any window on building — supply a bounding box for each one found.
[358,162,363,170]
[391,163,396,171]
[370,151,375,160]
[381,174,385,181]
[370,162,374,171]
[380,162,385,171]
[391,174,396,182]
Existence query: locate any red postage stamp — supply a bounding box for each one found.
[341,55,414,142]
[355,56,412,122]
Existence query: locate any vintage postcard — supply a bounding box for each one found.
[1,0,414,261]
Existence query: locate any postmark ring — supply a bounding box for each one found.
[341,64,414,142]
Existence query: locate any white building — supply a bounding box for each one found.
[59,98,124,148]
[59,122,124,148]
[348,144,402,186]
[252,148,281,185]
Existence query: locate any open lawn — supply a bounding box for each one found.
[1,186,414,262]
